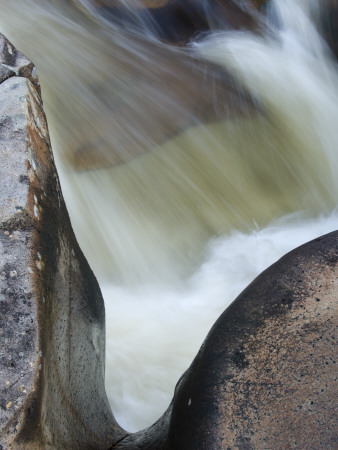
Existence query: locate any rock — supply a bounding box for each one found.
[0,34,40,96]
[113,231,338,448]
[92,0,264,44]
[0,35,126,449]
[0,65,15,84]
[251,0,267,10]
[70,0,264,170]
[1,32,336,449]
[319,0,338,60]
[70,55,256,171]
[166,231,338,448]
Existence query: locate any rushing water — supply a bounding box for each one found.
[0,0,337,431]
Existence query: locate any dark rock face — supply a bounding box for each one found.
[319,0,338,60]
[114,232,338,450]
[0,34,126,449]
[92,0,263,44]
[165,231,338,449]
[114,232,338,449]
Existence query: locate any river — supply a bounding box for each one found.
[0,0,337,431]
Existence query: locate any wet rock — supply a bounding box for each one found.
[0,35,126,449]
[251,0,267,10]
[70,0,263,170]
[319,0,338,60]
[166,231,338,449]
[70,54,256,171]
[92,0,264,43]
[113,231,338,449]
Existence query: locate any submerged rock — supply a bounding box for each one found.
[319,0,338,60]
[70,0,264,171]
[91,0,264,43]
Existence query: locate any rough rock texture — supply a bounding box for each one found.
[0,35,40,95]
[0,34,126,449]
[165,231,337,449]
[0,32,337,450]
[114,231,338,448]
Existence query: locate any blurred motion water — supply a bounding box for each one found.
[0,0,337,431]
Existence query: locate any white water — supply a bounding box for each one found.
[1,0,337,432]
[104,211,338,430]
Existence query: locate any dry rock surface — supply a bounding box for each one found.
[0,34,125,449]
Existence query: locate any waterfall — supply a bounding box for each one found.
[0,0,337,431]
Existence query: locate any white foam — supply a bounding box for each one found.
[104,210,338,431]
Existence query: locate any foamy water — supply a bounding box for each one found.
[0,0,337,432]
[104,211,338,430]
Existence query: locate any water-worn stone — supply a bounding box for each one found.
[0,35,126,449]
[0,32,337,450]
[165,231,337,449]
[71,0,264,171]
[92,0,263,43]
[319,0,338,60]
[114,231,338,448]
